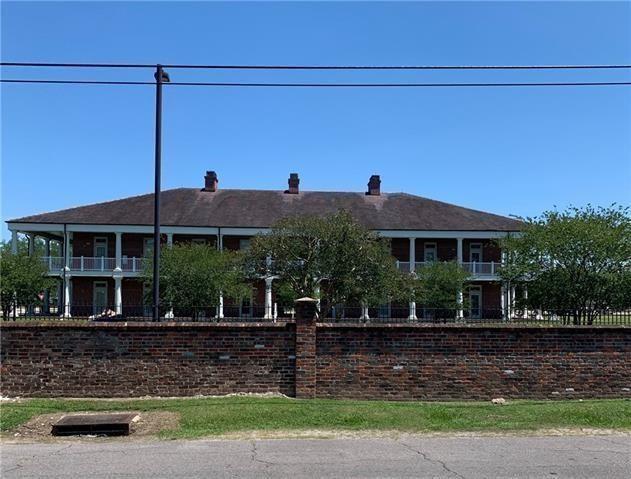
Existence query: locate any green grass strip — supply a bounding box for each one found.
[1,397,629,438]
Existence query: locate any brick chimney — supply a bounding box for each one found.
[286,173,300,194]
[203,171,218,192]
[366,175,381,196]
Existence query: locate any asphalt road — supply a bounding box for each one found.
[1,435,629,478]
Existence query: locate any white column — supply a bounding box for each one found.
[500,284,506,320]
[162,233,175,318]
[457,238,464,319]
[64,231,73,269]
[63,275,72,318]
[28,234,35,256]
[43,239,51,313]
[217,234,224,318]
[457,290,464,319]
[360,303,370,321]
[114,276,122,315]
[264,277,274,319]
[523,286,529,319]
[408,237,417,320]
[11,230,19,254]
[510,285,516,319]
[115,232,122,271]
[217,294,224,319]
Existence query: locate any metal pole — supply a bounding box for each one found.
[152,65,163,321]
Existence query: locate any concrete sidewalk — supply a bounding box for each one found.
[1,435,629,478]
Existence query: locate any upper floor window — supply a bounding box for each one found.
[470,243,483,263]
[424,243,437,262]
[94,237,108,257]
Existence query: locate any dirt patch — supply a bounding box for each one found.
[208,428,631,441]
[8,411,180,442]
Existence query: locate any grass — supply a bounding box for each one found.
[1,397,630,439]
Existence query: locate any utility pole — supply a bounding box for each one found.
[153,65,170,321]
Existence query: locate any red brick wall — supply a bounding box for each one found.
[391,238,409,261]
[463,239,501,263]
[1,323,629,400]
[72,233,116,257]
[0,323,296,398]
[315,325,631,400]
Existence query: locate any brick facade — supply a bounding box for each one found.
[1,322,629,400]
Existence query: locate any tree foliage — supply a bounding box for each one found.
[499,204,631,323]
[243,211,409,309]
[143,244,249,310]
[0,242,56,320]
[411,261,470,311]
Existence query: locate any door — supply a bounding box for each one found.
[469,243,483,274]
[94,237,108,257]
[469,287,482,319]
[93,281,108,315]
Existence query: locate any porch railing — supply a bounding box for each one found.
[41,256,144,273]
[395,260,502,277]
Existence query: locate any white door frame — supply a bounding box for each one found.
[94,237,108,257]
[469,286,482,319]
[93,280,108,315]
[469,242,483,263]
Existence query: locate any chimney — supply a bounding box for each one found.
[366,175,381,196]
[286,173,300,194]
[203,171,218,192]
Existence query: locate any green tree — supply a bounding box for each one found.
[499,204,631,324]
[412,261,470,316]
[143,244,249,313]
[243,211,410,313]
[0,242,56,320]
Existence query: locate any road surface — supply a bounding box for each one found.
[1,435,629,478]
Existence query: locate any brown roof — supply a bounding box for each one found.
[8,188,522,231]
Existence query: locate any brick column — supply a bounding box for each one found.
[294,297,317,399]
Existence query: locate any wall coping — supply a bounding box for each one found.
[0,321,293,330]
[1,320,628,331]
[315,322,631,331]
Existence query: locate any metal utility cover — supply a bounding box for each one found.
[51,413,138,436]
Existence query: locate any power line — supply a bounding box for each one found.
[1,61,631,70]
[1,79,630,88]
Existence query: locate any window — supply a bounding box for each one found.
[424,243,437,262]
[239,239,251,250]
[470,243,483,263]
[94,237,108,257]
[143,238,154,258]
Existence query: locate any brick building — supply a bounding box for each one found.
[7,171,522,318]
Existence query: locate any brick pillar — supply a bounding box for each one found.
[294,297,317,399]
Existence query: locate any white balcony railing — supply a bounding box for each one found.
[41,256,64,271]
[395,260,502,278]
[461,261,502,277]
[121,257,145,273]
[69,256,116,272]
[41,256,145,274]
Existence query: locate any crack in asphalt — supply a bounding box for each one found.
[398,441,466,479]
[250,440,277,478]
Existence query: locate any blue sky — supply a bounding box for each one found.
[2,1,630,238]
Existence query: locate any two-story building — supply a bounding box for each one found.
[6,171,522,319]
